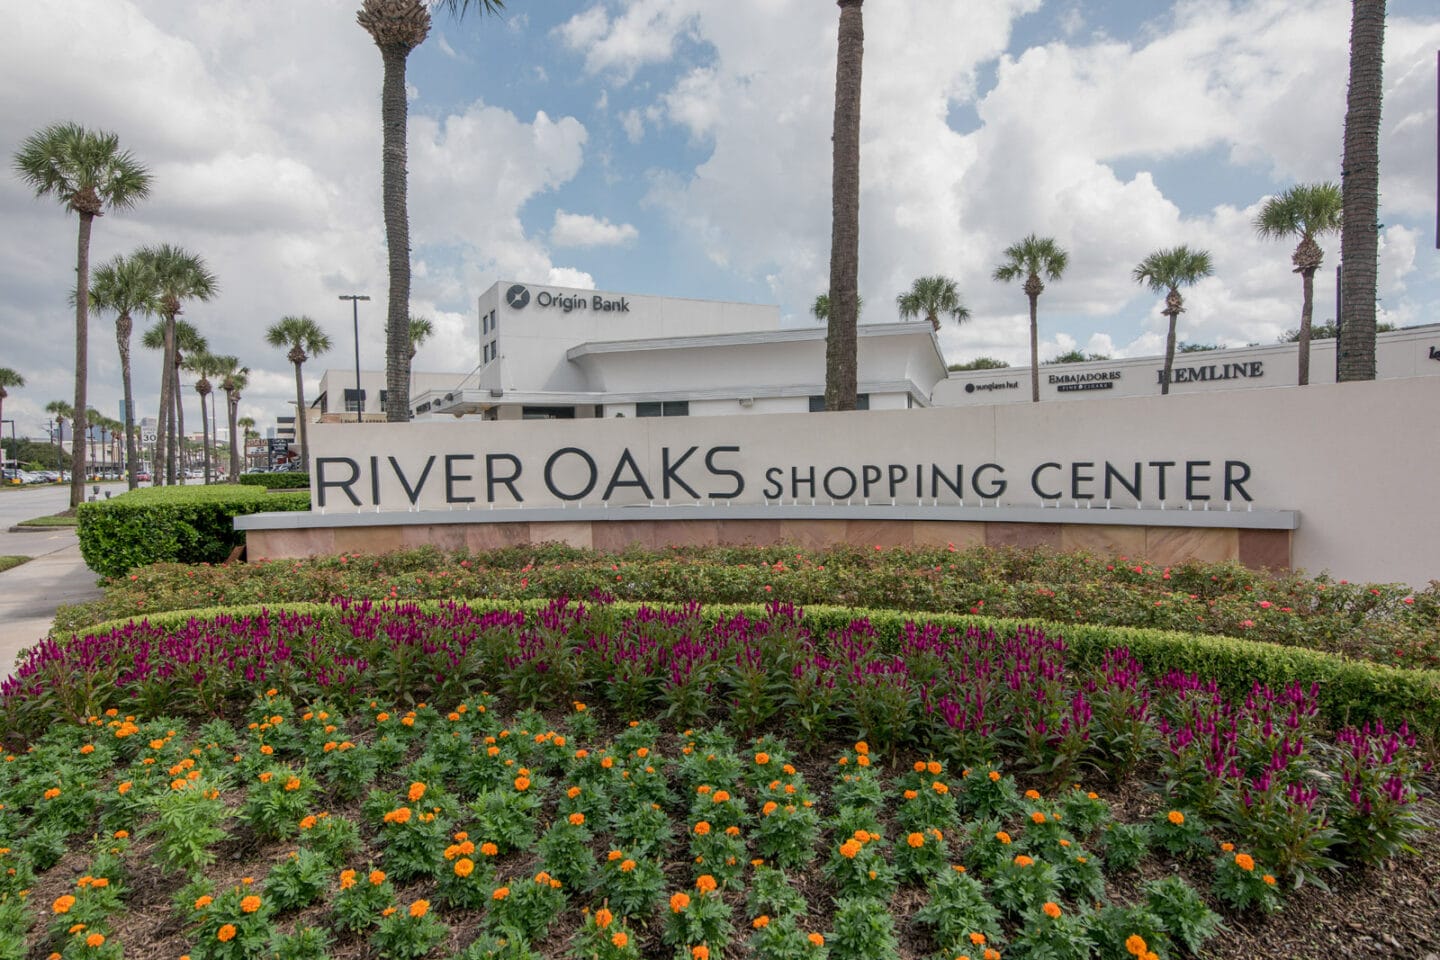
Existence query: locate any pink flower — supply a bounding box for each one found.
[1258,601,1272,609]
[1240,619,1255,628]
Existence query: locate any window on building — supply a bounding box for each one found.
[483,343,491,363]
[635,401,690,418]
[488,339,497,361]
[808,394,869,412]
[521,406,576,420]
[482,313,489,335]
[379,390,388,406]
[343,388,366,413]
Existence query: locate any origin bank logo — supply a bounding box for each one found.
[505,284,530,309]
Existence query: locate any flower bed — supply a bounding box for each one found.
[55,545,1439,669]
[0,685,1429,960]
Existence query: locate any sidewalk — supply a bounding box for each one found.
[0,530,104,676]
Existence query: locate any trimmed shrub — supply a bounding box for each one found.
[77,485,309,578]
[237,473,310,489]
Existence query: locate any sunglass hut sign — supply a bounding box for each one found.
[505,283,630,314]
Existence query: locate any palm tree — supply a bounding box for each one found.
[214,356,248,480]
[13,123,151,507]
[811,293,863,322]
[0,369,24,466]
[1338,0,1385,382]
[45,400,73,473]
[358,0,506,423]
[171,322,208,479]
[824,0,864,412]
[266,316,332,469]
[89,253,157,489]
[1132,246,1214,396]
[185,352,221,484]
[237,416,257,474]
[895,276,970,333]
[993,235,1070,403]
[1254,182,1342,387]
[407,315,434,361]
[134,245,217,485]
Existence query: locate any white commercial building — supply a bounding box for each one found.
[313,281,1437,422]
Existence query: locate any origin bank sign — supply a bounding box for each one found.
[506,283,631,314]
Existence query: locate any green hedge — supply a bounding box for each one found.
[77,485,310,578]
[72,598,1440,739]
[236,472,310,489]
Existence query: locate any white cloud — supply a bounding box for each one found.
[620,108,645,143]
[551,211,639,248]
[556,0,702,81]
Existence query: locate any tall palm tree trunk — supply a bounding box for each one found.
[117,315,139,490]
[292,362,309,469]
[70,212,94,507]
[824,0,863,412]
[1338,0,1384,382]
[198,391,211,484]
[156,317,174,485]
[1027,290,1040,403]
[1161,308,1178,396]
[227,393,241,479]
[381,45,413,423]
[172,356,186,481]
[1297,266,1317,386]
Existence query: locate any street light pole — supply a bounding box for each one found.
[338,294,371,424]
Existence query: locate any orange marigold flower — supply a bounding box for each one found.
[619,859,636,873]
[113,830,128,839]
[454,858,474,878]
[996,831,1012,844]
[42,788,60,800]
[80,745,95,755]
[369,869,386,886]
[1013,855,1035,867]
[712,790,730,803]
[696,874,717,894]
[854,742,869,754]
[86,933,105,948]
[569,812,585,826]
[1031,811,1047,824]
[1043,901,1062,919]
[755,752,769,765]
[52,895,75,914]
[808,933,825,947]
[636,747,649,759]
[670,892,691,913]
[258,772,273,783]
[383,807,412,825]
[217,924,237,942]
[409,900,429,918]
[856,755,871,767]
[299,815,317,830]
[493,887,510,900]
[240,895,262,913]
[1234,853,1255,872]
[481,843,499,856]
[194,895,214,909]
[694,821,711,835]
[725,825,740,837]
[514,776,531,791]
[762,801,779,816]
[1167,810,1185,826]
[839,840,862,859]
[1025,789,1042,800]
[933,781,950,794]
[567,786,582,798]
[903,789,918,800]
[988,770,1001,782]
[375,712,389,722]
[753,915,770,929]
[283,777,301,792]
[601,757,614,769]
[407,782,426,802]
[1221,842,1235,852]
[913,760,927,773]
[692,947,710,960]
[611,932,629,948]
[1125,934,1148,957]
[339,870,357,890]
[1263,874,1276,885]
[984,950,1001,960]
[381,907,396,917]
[970,931,987,945]
[116,782,131,795]
[259,745,273,755]
[907,832,925,848]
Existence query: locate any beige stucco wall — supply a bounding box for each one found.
[304,376,1438,586]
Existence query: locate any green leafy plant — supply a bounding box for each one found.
[371,899,448,960]
[663,876,735,957]
[1142,875,1223,954]
[911,868,1004,952]
[596,851,664,917]
[827,895,899,960]
[485,872,566,943]
[748,912,830,960]
[264,848,328,913]
[1101,822,1149,874]
[1211,848,1283,913]
[243,767,317,841]
[331,867,394,935]
[185,883,278,960]
[143,777,231,878]
[269,924,332,960]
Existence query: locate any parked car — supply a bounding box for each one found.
[135,471,151,482]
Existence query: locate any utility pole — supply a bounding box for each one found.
[339,294,371,423]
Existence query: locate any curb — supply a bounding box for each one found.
[7,525,76,533]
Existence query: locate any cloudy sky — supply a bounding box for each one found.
[1,0,1437,438]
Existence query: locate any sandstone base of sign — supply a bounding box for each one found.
[243,517,1290,571]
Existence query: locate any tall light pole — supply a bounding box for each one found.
[339,294,370,423]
